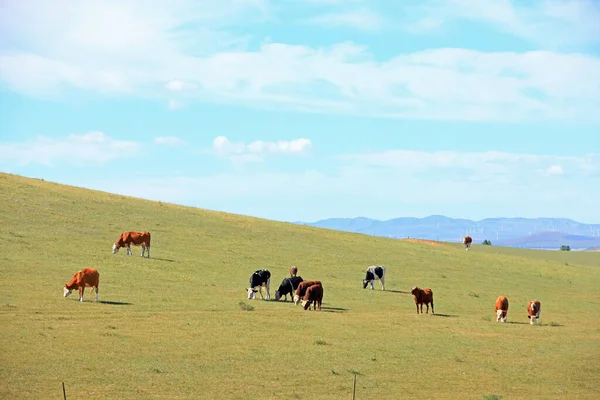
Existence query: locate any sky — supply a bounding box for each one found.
[1,0,599,224]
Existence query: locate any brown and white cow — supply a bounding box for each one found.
[463,236,473,251]
[112,231,151,258]
[293,280,322,305]
[289,266,298,277]
[411,286,434,314]
[302,283,323,311]
[63,267,99,302]
[495,296,509,322]
[527,300,541,325]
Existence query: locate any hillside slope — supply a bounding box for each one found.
[1,173,599,400]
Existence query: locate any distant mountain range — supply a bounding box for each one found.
[295,216,600,250]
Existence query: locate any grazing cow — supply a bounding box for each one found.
[463,236,473,251]
[246,269,271,300]
[293,280,322,305]
[527,300,541,325]
[495,296,509,322]
[302,283,324,311]
[362,265,386,290]
[289,266,298,277]
[275,276,304,301]
[112,231,151,258]
[63,267,99,302]
[411,286,434,314]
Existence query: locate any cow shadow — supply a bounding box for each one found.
[99,300,134,306]
[432,313,458,318]
[321,306,349,313]
[506,321,529,325]
[150,257,176,263]
[386,289,408,294]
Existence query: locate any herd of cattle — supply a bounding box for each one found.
[62,231,542,323]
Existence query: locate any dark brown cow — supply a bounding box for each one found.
[495,295,509,322]
[63,267,99,302]
[113,231,151,257]
[411,286,434,314]
[463,236,473,251]
[293,280,322,305]
[527,300,541,325]
[302,283,323,311]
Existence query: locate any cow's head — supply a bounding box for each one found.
[112,244,119,254]
[63,285,72,298]
[293,294,300,305]
[410,286,419,295]
[363,271,374,288]
[301,299,311,310]
[496,309,505,322]
[246,288,258,300]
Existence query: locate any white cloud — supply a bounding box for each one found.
[154,136,187,146]
[165,80,197,91]
[0,132,140,166]
[212,136,312,160]
[428,0,600,49]
[167,99,184,110]
[0,1,599,121]
[546,165,564,176]
[304,9,386,31]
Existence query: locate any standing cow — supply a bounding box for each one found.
[63,267,99,302]
[463,236,473,251]
[275,276,304,301]
[302,283,323,311]
[112,231,151,258]
[362,265,386,290]
[246,269,271,300]
[411,286,434,314]
[293,280,322,305]
[527,300,541,325]
[495,296,509,322]
[289,266,298,277]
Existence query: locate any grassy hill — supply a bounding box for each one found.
[1,172,599,400]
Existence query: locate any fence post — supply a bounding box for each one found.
[62,382,67,400]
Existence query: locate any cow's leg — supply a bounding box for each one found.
[431,301,434,314]
[416,304,419,314]
[258,286,264,300]
[265,279,271,300]
[95,286,99,302]
[141,245,145,257]
[425,303,429,314]
[127,246,132,256]
[317,299,322,311]
[370,280,374,290]
[380,277,385,290]
[79,287,84,302]
[147,245,150,258]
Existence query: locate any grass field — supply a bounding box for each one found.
[1,172,599,400]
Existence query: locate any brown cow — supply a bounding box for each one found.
[112,231,151,257]
[63,267,99,302]
[293,280,321,305]
[463,236,473,251]
[289,266,298,277]
[495,296,509,322]
[302,283,323,311]
[527,300,541,325]
[411,286,434,314]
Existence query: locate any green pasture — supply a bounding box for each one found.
[1,173,599,399]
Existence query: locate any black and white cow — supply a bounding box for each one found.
[246,269,271,300]
[275,276,304,301]
[362,265,386,290]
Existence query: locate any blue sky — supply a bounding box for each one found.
[1,0,599,223]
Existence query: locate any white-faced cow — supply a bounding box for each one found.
[527,300,541,325]
[495,295,509,322]
[112,231,151,258]
[275,276,304,301]
[293,280,322,305]
[246,269,271,300]
[463,236,473,251]
[302,283,323,311]
[411,286,434,314]
[63,267,99,302]
[363,265,386,290]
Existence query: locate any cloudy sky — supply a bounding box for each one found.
[1,0,599,223]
